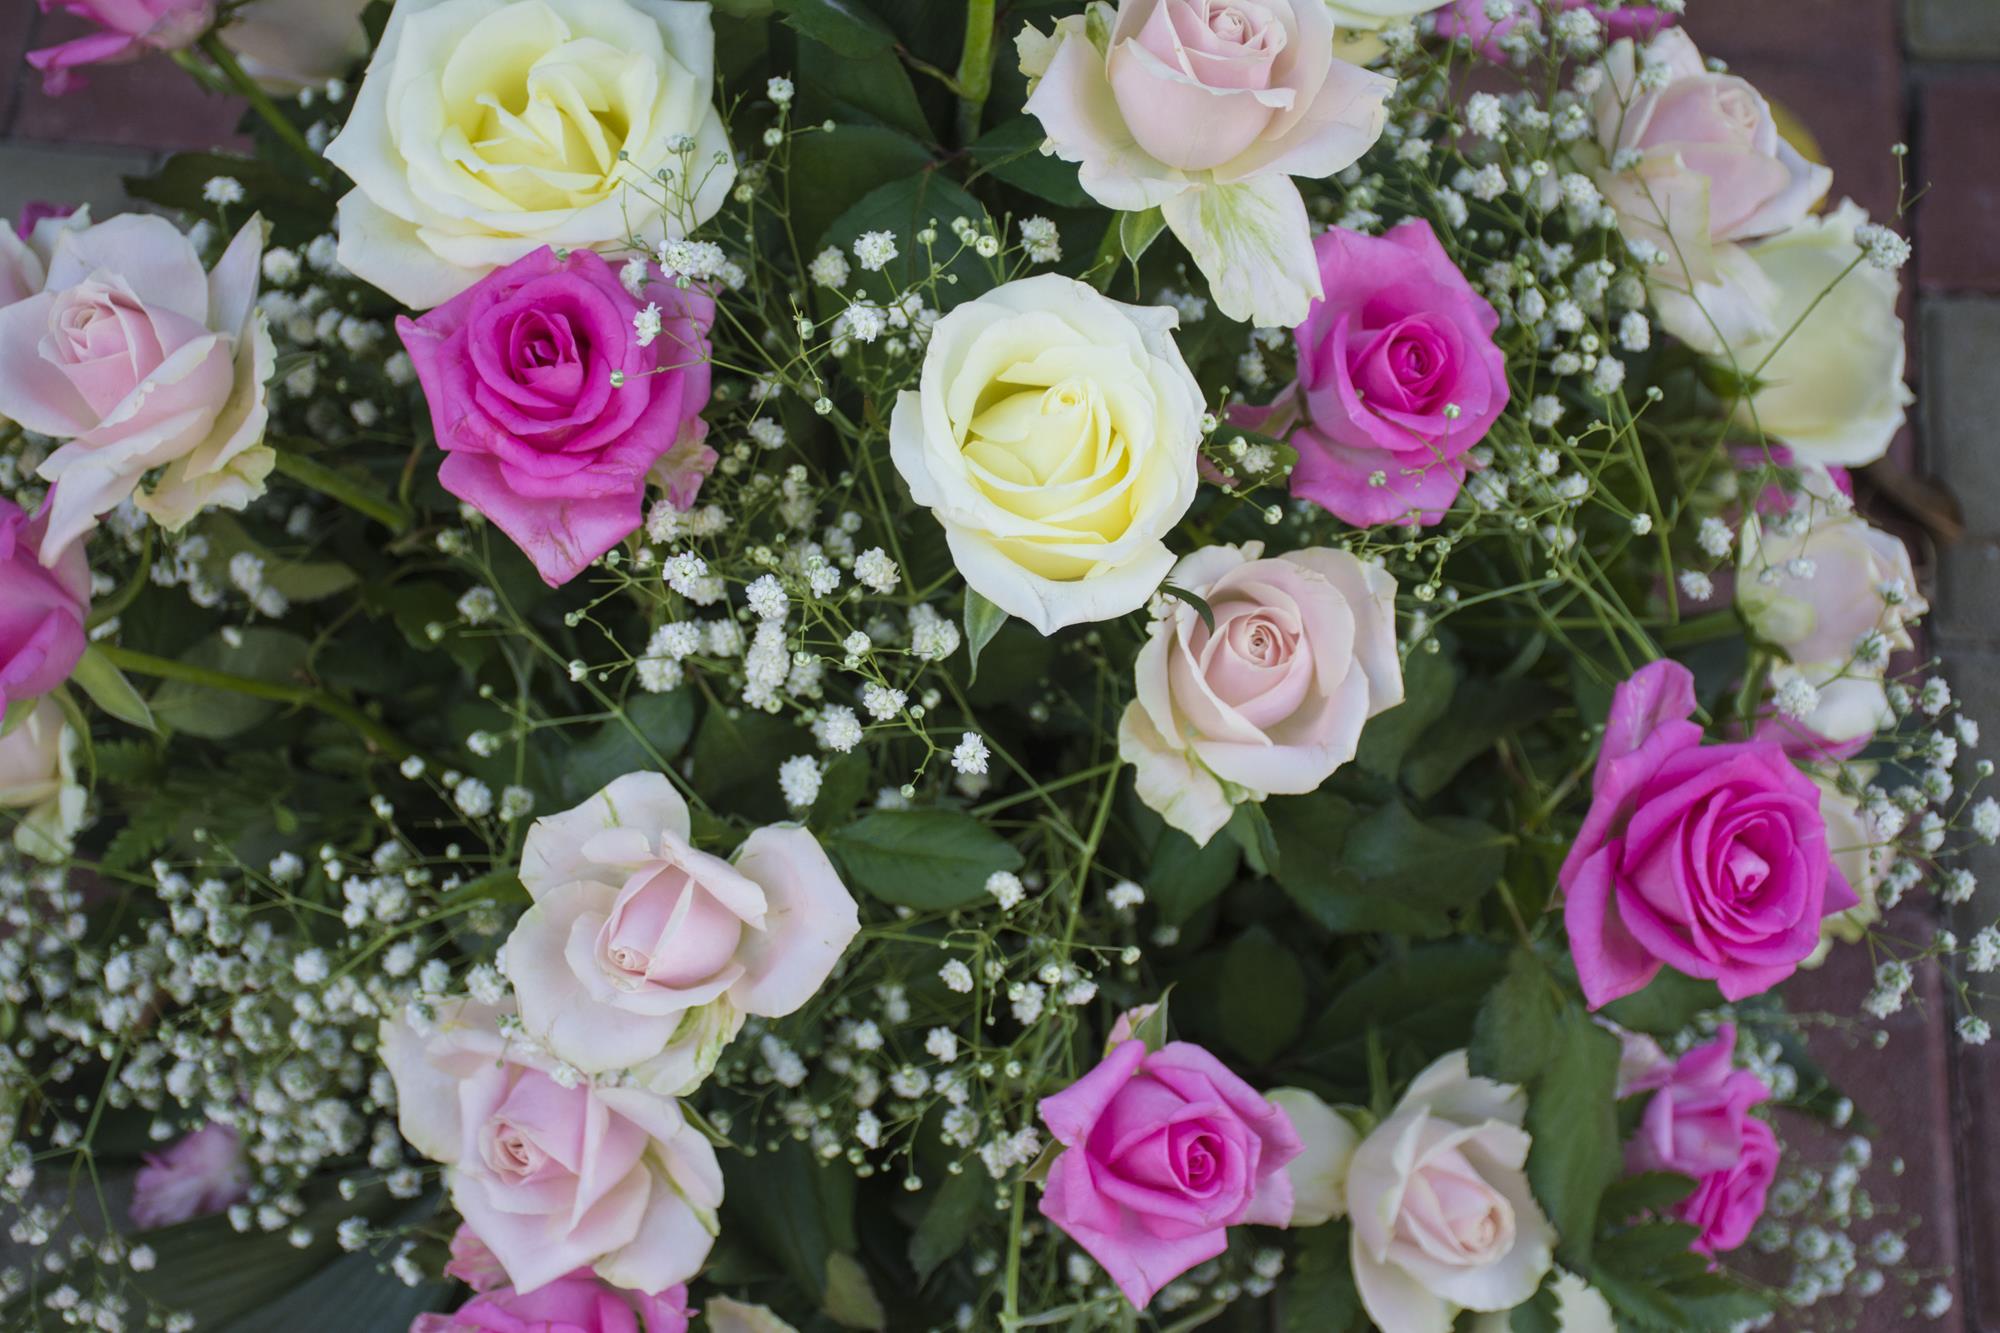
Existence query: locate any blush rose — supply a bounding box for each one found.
[1119,541,1403,843]
[1037,1038,1300,1309]
[1561,659,1858,1009]
[1243,219,1508,528]
[398,247,716,588]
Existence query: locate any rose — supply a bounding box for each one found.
[1245,218,1509,528]
[1726,203,1912,469]
[1342,1052,1556,1332]
[1435,0,1676,61]
[1804,772,1890,965]
[0,698,86,862]
[1018,1,1391,326]
[398,247,716,587]
[1118,541,1402,843]
[0,206,88,309]
[1619,1024,1777,1254]
[415,1227,693,1333]
[1737,475,1923,745]
[1561,659,1858,1009]
[380,997,723,1294]
[888,275,1204,633]
[27,0,216,95]
[1037,1038,1300,1308]
[1590,29,1831,354]
[1471,1271,1615,1333]
[0,214,274,559]
[219,0,370,92]
[0,499,91,716]
[1265,1087,1358,1229]
[325,0,734,310]
[502,772,859,1091]
[128,1123,249,1229]
[702,1300,800,1333]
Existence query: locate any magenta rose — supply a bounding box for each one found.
[0,498,91,716]
[1436,0,1675,60]
[414,1227,692,1333]
[398,247,715,588]
[129,1122,249,1229]
[1245,219,1507,528]
[1038,1038,1300,1309]
[28,0,216,95]
[1621,1025,1777,1254]
[1562,660,1857,1009]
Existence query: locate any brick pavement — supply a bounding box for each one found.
[0,1,1994,1328]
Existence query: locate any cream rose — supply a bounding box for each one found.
[1119,541,1402,843]
[1738,477,1924,745]
[1803,770,1890,966]
[0,699,85,863]
[1591,29,1830,355]
[1728,202,1912,468]
[502,772,860,1092]
[1018,0,1391,326]
[1346,1053,1556,1332]
[889,274,1204,634]
[325,0,734,310]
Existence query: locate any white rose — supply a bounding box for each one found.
[1729,202,1912,469]
[221,0,371,92]
[1738,476,1924,745]
[1267,1086,1361,1228]
[1321,0,1445,30]
[1803,770,1890,966]
[889,274,1203,634]
[325,0,734,310]
[1347,1052,1556,1333]
[1470,1270,1615,1333]
[502,771,860,1091]
[0,699,85,863]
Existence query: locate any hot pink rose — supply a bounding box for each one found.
[129,1122,249,1229]
[1038,1038,1300,1309]
[1245,219,1507,528]
[0,499,91,716]
[379,999,723,1296]
[1435,0,1675,61]
[398,247,715,588]
[28,0,217,96]
[1562,660,1857,1009]
[1620,1025,1776,1254]
[0,213,275,558]
[415,1227,692,1333]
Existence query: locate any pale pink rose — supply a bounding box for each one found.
[379,997,723,1295]
[1119,541,1402,844]
[1038,1039,1301,1309]
[28,0,215,95]
[0,206,89,309]
[503,773,859,1090]
[0,498,91,716]
[1019,0,1392,326]
[129,1122,249,1229]
[1345,1052,1555,1331]
[0,214,275,560]
[0,697,85,862]
[1591,29,1830,354]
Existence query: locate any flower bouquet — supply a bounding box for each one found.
[0,0,1979,1329]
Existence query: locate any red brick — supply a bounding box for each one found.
[11,11,248,153]
[1917,73,2000,294]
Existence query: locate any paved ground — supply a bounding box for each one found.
[0,1,1995,1328]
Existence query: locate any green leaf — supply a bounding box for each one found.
[723,1142,858,1303]
[1299,940,1507,1079]
[1159,583,1216,632]
[1226,801,1280,877]
[691,705,798,823]
[1131,984,1174,1051]
[1469,947,1565,1087]
[809,751,871,830]
[0,698,30,739]
[963,588,1007,682]
[1355,645,1455,778]
[560,692,696,805]
[1282,1222,1364,1333]
[1599,1171,1698,1224]
[908,1166,988,1282]
[1526,1008,1622,1267]
[830,810,1024,909]
[797,35,929,139]
[1272,802,1508,936]
[1402,677,1557,799]
[969,115,1088,207]
[822,1251,886,1329]
[196,514,358,605]
[818,171,993,309]
[1601,969,1722,1038]
[70,646,157,733]
[1119,207,1167,263]
[1147,824,1239,926]
[1221,926,1305,1064]
[773,0,895,56]
[787,125,934,265]
[150,630,313,740]
[1510,1284,1563,1333]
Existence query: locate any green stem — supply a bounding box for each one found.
[954,0,998,146]
[199,33,321,169]
[273,447,414,534]
[96,644,418,760]
[1001,1176,1026,1326]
